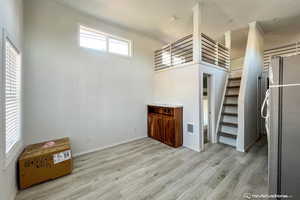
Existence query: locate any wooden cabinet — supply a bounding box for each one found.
[148,113,164,142]
[147,105,183,148]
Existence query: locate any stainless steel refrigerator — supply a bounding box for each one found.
[265,55,300,199]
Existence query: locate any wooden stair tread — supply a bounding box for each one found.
[222,112,238,116]
[218,76,241,145]
[227,86,240,89]
[229,77,241,81]
[223,103,238,107]
[221,122,238,127]
[219,136,236,147]
[225,94,239,97]
[219,131,237,139]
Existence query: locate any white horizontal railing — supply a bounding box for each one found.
[200,33,230,69]
[264,42,300,69]
[154,34,193,71]
[154,33,230,71]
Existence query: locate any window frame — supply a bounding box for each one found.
[1,29,23,169]
[78,24,133,58]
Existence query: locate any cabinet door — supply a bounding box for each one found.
[148,114,164,141]
[163,116,175,146]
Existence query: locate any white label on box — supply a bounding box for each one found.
[53,150,71,164]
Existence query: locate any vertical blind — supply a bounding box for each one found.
[4,38,21,154]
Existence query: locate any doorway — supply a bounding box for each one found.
[203,74,212,144]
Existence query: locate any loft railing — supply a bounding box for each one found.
[264,42,300,69]
[154,33,230,71]
[201,33,230,69]
[154,34,193,71]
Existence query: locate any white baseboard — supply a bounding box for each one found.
[72,136,147,157]
[244,135,261,152]
[236,147,245,153]
[183,143,201,152]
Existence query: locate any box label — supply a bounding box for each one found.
[53,150,71,164]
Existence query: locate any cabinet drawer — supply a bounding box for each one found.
[148,106,174,116]
[148,106,162,114]
[161,107,174,116]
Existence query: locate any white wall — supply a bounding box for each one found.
[23,0,163,156]
[153,64,201,151]
[153,63,227,151]
[200,64,228,127]
[231,57,244,70]
[199,63,228,144]
[264,31,300,50]
[237,22,264,152]
[0,0,23,199]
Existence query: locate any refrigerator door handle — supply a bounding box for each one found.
[261,89,270,119]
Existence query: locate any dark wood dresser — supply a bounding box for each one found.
[147,105,183,148]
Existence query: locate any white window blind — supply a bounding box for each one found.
[79,25,132,57]
[4,38,21,154]
[108,38,130,56]
[79,26,107,51]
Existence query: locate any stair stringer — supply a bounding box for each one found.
[236,72,245,152]
[215,73,229,143]
[216,72,242,150]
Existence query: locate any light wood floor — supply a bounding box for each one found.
[16,137,268,200]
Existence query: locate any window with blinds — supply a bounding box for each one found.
[79,26,107,51]
[4,38,21,154]
[108,38,130,56]
[79,25,131,57]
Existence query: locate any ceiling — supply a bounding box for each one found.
[57,0,300,47]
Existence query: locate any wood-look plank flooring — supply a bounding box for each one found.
[16,137,268,200]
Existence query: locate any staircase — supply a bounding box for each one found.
[218,75,241,147]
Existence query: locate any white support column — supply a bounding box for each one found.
[215,42,219,65]
[225,31,232,69]
[225,31,232,49]
[237,21,264,152]
[193,2,202,63]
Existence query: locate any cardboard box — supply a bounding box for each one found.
[18,138,73,189]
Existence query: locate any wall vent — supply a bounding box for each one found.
[187,123,194,133]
